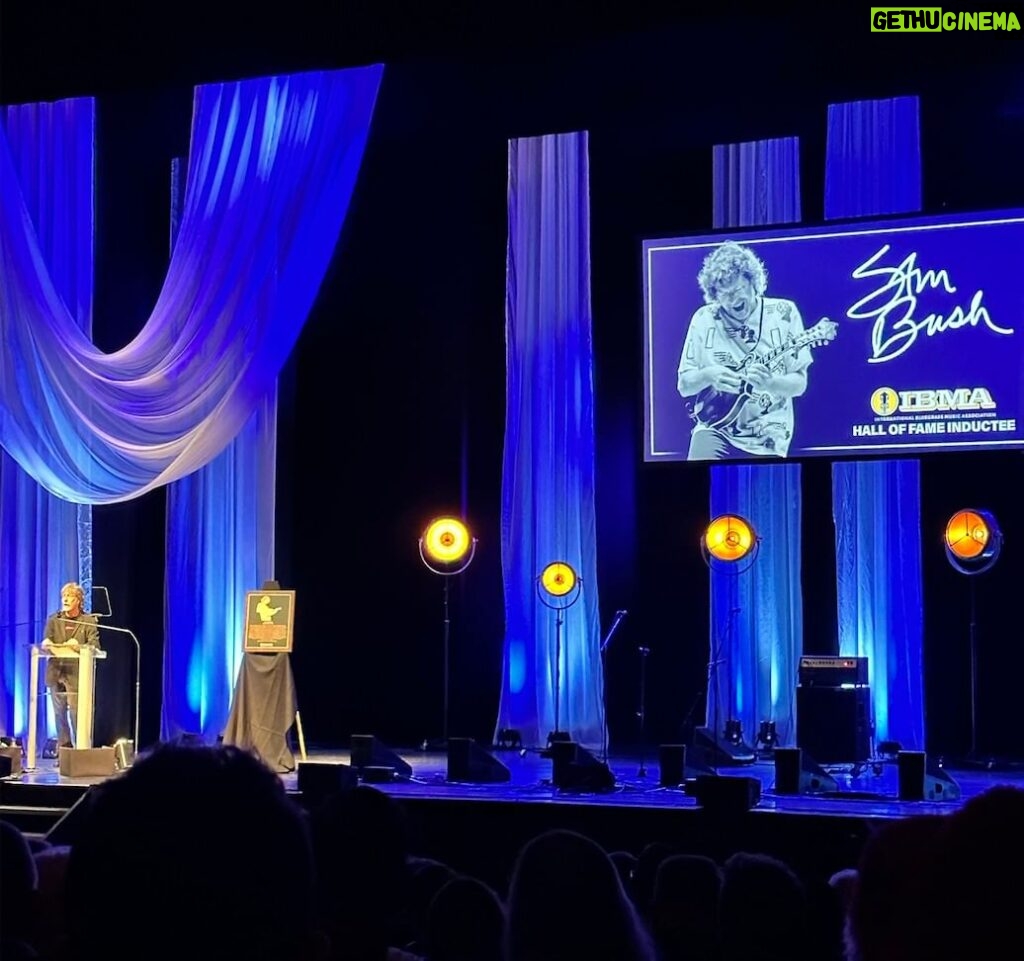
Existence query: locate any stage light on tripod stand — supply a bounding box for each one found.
[942,508,1002,765]
[694,513,759,769]
[418,517,477,750]
[537,561,582,745]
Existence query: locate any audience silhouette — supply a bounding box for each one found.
[3,741,1022,961]
[650,853,722,961]
[63,741,325,961]
[423,875,505,961]
[504,828,657,961]
[0,818,39,960]
[718,851,809,961]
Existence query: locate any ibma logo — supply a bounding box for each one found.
[870,386,997,415]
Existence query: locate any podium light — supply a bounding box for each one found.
[419,517,477,748]
[537,561,582,744]
[944,509,1002,575]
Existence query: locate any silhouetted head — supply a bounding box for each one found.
[608,849,638,895]
[631,841,676,915]
[505,829,655,961]
[651,854,721,961]
[850,814,948,961]
[310,785,410,957]
[65,743,320,961]
[719,851,808,961]
[932,786,1024,961]
[425,875,505,961]
[0,819,38,943]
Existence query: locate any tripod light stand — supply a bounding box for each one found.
[699,513,760,769]
[537,561,582,745]
[419,517,477,749]
[944,508,1002,764]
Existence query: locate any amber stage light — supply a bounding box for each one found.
[701,514,758,569]
[420,517,475,571]
[539,561,578,599]
[944,509,1001,575]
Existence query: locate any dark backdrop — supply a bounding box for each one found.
[3,3,1023,758]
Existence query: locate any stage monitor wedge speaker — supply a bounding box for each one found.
[897,751,962,802]
[297,761,359,799]
[550,741,616,792]
[691,726,756,766]
[773,747,839,795]
[349,735,413,780]
[446,738,512,783]
[796,685,871,764]
[658,744,716,786]
[687,774,761,813]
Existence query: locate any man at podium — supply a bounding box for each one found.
[40,582,101,749]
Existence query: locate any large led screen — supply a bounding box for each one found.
[643,209,1024,462]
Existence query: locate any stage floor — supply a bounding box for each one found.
[7,742,1024,888]
[6,744,1023,818]
[276,745,1021,819]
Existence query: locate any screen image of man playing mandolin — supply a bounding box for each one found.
[676,241,837,460]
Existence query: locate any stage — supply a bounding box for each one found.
[3,743,1021,889]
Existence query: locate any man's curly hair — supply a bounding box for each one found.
[697,242,768,305]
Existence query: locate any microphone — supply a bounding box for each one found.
[601,609,629,654]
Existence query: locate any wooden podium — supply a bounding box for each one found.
[26,645,107,771]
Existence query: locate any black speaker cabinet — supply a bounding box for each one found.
[688,774,761,813]
[550,741,616,792]
[447,738,511,783]
[774,747,839,795]
[297,761,359,798]
[796,685,871,763]
[350,735,413,779]
[897,751,962,802]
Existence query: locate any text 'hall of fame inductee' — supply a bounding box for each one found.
[676,242,836,460]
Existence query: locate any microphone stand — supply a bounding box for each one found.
[90,588,140,762]
[636,644,651,777]
[710,606,740,774]
[89,620,141,763]
[599,610,627,764]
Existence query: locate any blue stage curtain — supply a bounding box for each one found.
[0,69,381,742]
[825,97,925,750]
[495,131,604,750]
[156,68,383,740]
[162,161,277,742]
[0,66,383,503]
[705,138,803,748]
[0,99,95,740]
[162,393,277,740]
